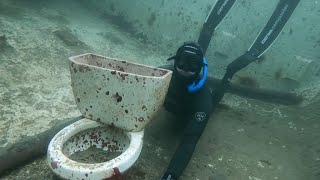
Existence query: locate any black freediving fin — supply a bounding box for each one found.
[198,0,238,53]
[211,0,301,105]
[223,0,301,82]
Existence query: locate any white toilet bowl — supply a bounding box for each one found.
[47,118,144,179]
[47,53,172,179]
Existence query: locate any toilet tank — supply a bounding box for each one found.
[69,53,172,132]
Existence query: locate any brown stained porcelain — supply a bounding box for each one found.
[69,53,172,132]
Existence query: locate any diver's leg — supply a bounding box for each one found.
[162,88,212,179]
[162,117,208,179]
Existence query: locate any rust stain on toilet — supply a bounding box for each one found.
[51,161,58,169]
[138,117,144,122]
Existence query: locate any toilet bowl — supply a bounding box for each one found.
[47,53,172,179]
[47,118,143,179]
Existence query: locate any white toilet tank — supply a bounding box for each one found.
[69,53,172,132]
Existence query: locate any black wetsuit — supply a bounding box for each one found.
[161,64,214,179]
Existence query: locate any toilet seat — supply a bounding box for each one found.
[47,118,144,180]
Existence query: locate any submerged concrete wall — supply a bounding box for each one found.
[84,0,320,103]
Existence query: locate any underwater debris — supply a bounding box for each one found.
[53,29,85,47]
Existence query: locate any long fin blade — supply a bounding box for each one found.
[198,0,238,53]
[248,0,301,58]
